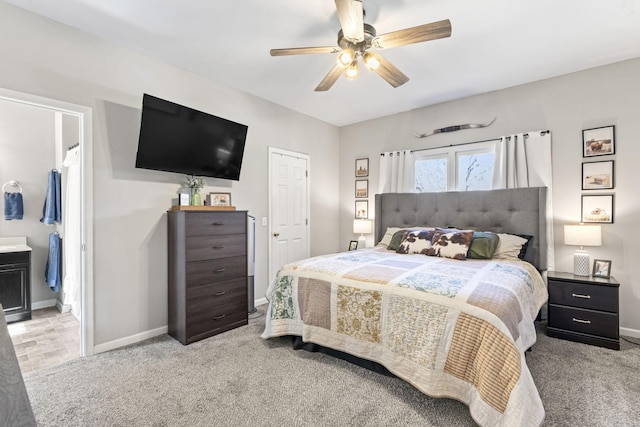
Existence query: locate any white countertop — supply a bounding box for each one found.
[0,236,32,253]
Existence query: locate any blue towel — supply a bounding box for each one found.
[4,192,24,220]
[40,169,61,225]
[45,232,62,292]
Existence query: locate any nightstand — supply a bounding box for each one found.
[547,271,619,350]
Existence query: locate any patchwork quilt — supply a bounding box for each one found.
[261,248,548,427]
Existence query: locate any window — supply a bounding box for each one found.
[414,140,498,192]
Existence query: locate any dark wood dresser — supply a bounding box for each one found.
[547,271,619,350]
[167,209,248,345]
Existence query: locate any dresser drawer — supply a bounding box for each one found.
[186,234,246,262]
[186,256,247,287]
[186,278,247,338]
[548,305,619,339]
[185,212,246,237]
[548,280,617,313]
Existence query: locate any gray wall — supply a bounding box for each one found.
[339,58,640,336]
[0,2,340,347]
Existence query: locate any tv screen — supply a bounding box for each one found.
[135,94,248,181]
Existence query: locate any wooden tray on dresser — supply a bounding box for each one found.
[170,206,236,211]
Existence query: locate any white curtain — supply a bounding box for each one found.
[379,150,415,193]
[62,146,82,320]
[493,131,555,270]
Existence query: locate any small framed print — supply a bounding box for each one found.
[581,194,613,223]
[582,160,614,190]
[592,259,612,279]
[355,180,368,198]
[583,125,615,157]
[355,158,369,177]
[348,240,358,251]
[208,192,232,207]
[355,200,368,219]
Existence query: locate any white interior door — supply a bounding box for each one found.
[269,148,310,285]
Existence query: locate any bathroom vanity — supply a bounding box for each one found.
[0,237,32,323]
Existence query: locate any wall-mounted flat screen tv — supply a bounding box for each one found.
[135,94,248,181]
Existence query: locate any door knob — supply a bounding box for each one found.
[273,232,280,237]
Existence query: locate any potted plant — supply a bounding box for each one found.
[186,175,204,206]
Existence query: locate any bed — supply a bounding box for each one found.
[261,187,548,427]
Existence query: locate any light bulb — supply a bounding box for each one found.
[337,49,355,68]
[345,61,359,79]
[363,52,380,70]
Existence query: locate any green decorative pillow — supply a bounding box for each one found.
[388,229,409,251]
[467,232,500,259]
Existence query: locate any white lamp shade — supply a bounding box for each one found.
[564,224,602,247]
[353,219,373,235]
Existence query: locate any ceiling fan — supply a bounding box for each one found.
[270,0,452,91]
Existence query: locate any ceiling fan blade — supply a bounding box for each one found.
[373,19,452,49]
[270,46,340,56]
[367,53,409,88]
[335,0,364,42]
[315,64,344,92]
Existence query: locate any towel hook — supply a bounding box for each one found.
[2,180,23,193]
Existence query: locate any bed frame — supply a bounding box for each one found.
[295,187,548,372]
[375,187,548,271]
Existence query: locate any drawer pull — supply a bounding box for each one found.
[212,314,226,320]
[212,245,225,250]
[211,222,225,226]
[571,293,591,299]
[213,268,226,273]
[572,317,591,324]
[213,291,226,296]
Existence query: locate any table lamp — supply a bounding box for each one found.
[353,219,373,249]
[564,224,602,276]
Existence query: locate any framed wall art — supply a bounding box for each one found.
[583,125,615,157]
[355,158,369,177]
[581,194,614,223]
[582,160,614,190]
[355,200,368,219]
[355,180,368,198]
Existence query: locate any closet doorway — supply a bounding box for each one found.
[0,87,94,358]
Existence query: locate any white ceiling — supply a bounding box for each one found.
[5,0,640,126]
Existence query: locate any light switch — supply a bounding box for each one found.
[261,217,267,226]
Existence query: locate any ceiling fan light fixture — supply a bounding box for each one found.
[345,61,359,79]
[362,52,380,70]
[337,48,355,68]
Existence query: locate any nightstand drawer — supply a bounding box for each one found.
[548,280,617,313]
[548,305,619,339]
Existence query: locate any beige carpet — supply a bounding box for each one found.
[23,306,640,426]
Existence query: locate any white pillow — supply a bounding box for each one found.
[493,233,528,260]
[377,227,403,248]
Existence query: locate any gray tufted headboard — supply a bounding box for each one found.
[374,187,548,270]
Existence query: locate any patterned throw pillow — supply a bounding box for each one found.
[396,229,435,254]
[426,228,475,260]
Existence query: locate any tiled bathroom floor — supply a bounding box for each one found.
[7,307,80,373]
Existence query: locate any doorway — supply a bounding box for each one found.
[268,147,310,285]
[0,87,94,358]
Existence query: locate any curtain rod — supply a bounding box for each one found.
[404,130,550,155]
[67,142,79,151]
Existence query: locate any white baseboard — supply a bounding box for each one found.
[31,299,57,310]
[93,326,168,354]
[620,327,640,339]
[55,301,72,313]
[255,297,268,307]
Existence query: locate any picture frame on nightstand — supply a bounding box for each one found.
[593,259,612,278]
